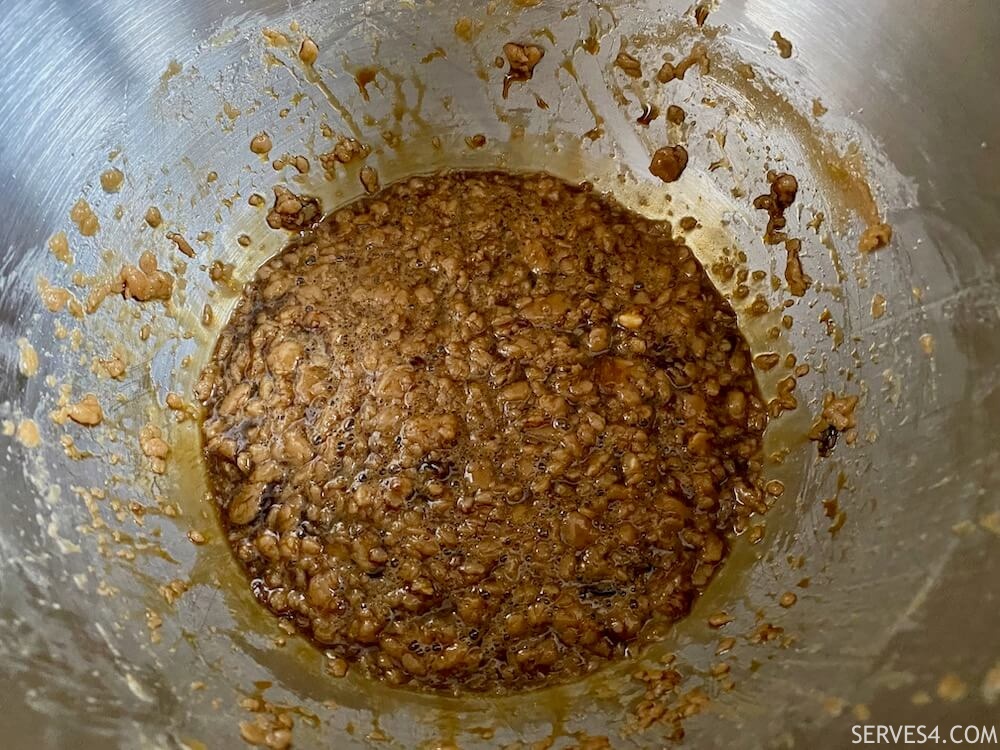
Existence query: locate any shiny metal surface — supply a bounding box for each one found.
[0,0,998,748]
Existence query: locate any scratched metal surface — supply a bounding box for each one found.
[0,0,997,747]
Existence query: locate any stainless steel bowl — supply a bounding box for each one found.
[1,0,998,747]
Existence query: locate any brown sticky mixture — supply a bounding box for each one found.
[656,43,710,84]
[140,424,170,474]
[66,394,104,427]
[298,37,319,66]
[250,132,273,156]
[783,239,812,297]
[753,172,799,245]
[937,674,968,703]
[199,171,769,694]
[614,47,643,79]
[272,154,310,174]
[37,278,74,314]
[70,199,100,236]
[749,620,785,644]
[100,168,124,193]
[319,137,371,179]
[354,66,378,101]
[666,105,686,125]
[48,231,72,263]
[145,206,163,228]
[871,293,887,319]
[262,28,289,47]
[808,393,859,456]
[633,659,711,738]
[772,31,793,58]
[266,186,322,231]
[120,251,174,302]
[209,260,236,287]
[166,232,196,258]
[97,352,127,379]
[649,146,689,183]
[359,166,381,194]
[17,338,39,377]
[239,695,294,750]
[636,104,659,127]
[859,222,893,252]
[502,42,545,98]
[454,17,483,43]
[768,375,799,418]
[15,419,41,449]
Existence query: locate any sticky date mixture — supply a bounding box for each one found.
[198,171,768,693]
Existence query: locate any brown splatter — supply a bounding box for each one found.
[859,222,893,252]
[298,38,318,66]
[70,199,99,236]
[319,137,371,178]
[502,42,545,98]
[636,104,659,126]
[140,424,170,474]
[420,47,447,64]
[454,17,483,42]
[359,166,380,195]
[871,293,887,319]
[250,132,273,156]
[707,611,732,628]
[166,232,196,258]
[937,674,968,703]
[614,47,643,78]
[48,231,72,264]
[354,66,379,101]
[754,352,781,371]
[66,394,104,427]
[753,172,799,244]
[656,43,709,83]
[100,168,124,193]
[809,393,859,455]
[649,145,689,183]
[783,238,812,297]
[266,186,322,231]
[120,251,174,302]
[772,31,793,58]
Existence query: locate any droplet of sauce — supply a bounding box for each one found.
[250,132,273,156]
[100,168,124,193]
[636,104,659,127]
[299,37,319,66]
[354,67,379,101]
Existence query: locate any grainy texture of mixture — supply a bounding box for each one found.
[198,171,768,693]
